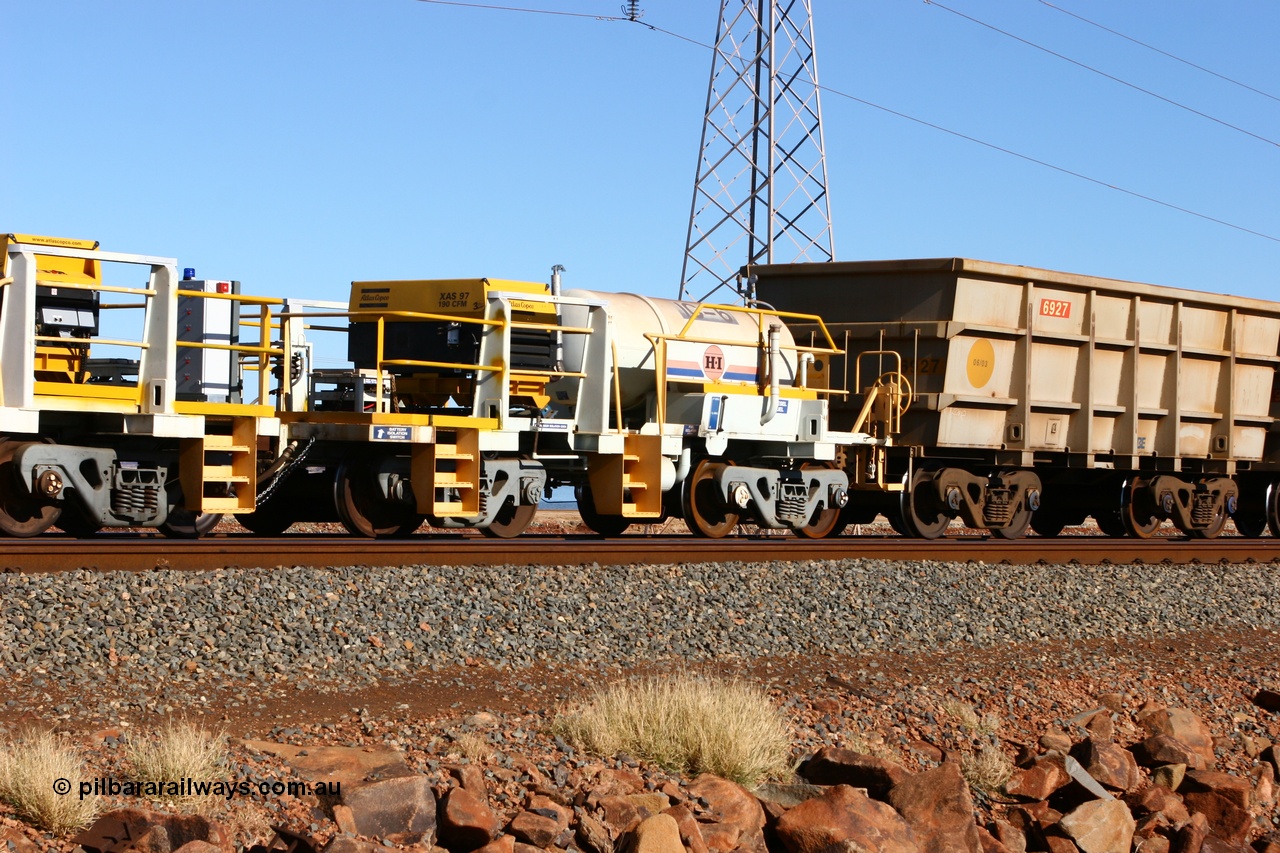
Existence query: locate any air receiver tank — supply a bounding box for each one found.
[558,290,799,411]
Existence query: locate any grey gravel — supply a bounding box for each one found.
[2,559,1278,693]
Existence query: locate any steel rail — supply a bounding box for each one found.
[3,535,1279,573]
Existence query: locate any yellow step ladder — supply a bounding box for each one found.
[179,416,257,513]
[412,428,480,517]
[588,434,663,518]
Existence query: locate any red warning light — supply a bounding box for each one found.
[216,281,230,294]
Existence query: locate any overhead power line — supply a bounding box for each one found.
[1038,0,1280,105]
[924,0,1280,149]
[414,0,1280,245]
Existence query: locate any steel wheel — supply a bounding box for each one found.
[793,463,843,538]
[575,483,631,537]
[991,506,1032,540]
[900,469,951,539]
[683,459,738,539]
[1267,482,1280,538]
[1188,504,1228,539]
[334,458,422,538]
[1233,512,1267,537]
[1120,479,1161,539]
[1094,509,1127,537]
[57,499,103,537]
[159,507,223,539]
[0,441,61,537]
[481,501,536,538]
[1029,510,1066,537]
[238,502,295,536]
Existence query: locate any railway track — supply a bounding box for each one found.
[3,533,1280,573]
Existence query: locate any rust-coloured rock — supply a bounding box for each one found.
[242,739,413,788]
[1071,738,1141,792]
[576,811,614,853]
[887,761,981,853]
[1136,707,1216,768]
[663,804,709,853]
[1005,754,1071,801]
[1253,690,1280,713]
[451,764,488,798]
[687,773,765,853]
[775,784,919,853]
[1131,735,1208,771]
[1180,770,1252,810]
[1058,798,1135,853]
[990,820,1026,853]
[471,836,515,853]
[1125,785,1190,828]
[439,786,500,853]
[73,809,233,853]
[629,814,685,853]
[172,843,223,853]
[527,793,572,832]
[797,746,911,799]
[0,827,37,853]
[343,775,437,844]
[596,794,647,836]
[507,811,562,848]
[1181,790,1251,846]
[1170,812,1209,853]
[975,825,1013,853]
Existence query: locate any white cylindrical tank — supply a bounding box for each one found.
[559,290,798,410]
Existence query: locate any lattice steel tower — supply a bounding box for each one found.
[679,0,835,301]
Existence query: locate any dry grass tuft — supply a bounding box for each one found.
[553,675,791,786]
[960,744,1015,795]
[941,699,1000,736]
[0,729,102,834]
[452,731,494,762]
[127,718,226,799]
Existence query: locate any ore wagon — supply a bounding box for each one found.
[755,258,1280,539]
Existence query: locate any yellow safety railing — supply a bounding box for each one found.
[645,302,848,427]
[276,303,593,414]
[176,290,285,407]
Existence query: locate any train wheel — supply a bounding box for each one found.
[1233,511,1267,537]
[1029,510,1066,537]
[900,469,950,539]
[575,484,631,537]
[794,504,842,538]
[159,508,223,539]
[1094,509,1127,537]
[334,458,422,538]
[684,460,739,539]
[1120,479,1161,539]
[991,507,1032,540]
[481,501,536,538]
[794,463,843,538]
[1267,482,1280,538]
[57,500,103,537]
[238,503,295,536]
[1188,506,1228,539]
[0,442,61,537]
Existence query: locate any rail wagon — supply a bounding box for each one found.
[0,234,280,537]
[754,258,1280,539]
[245,273,876,539]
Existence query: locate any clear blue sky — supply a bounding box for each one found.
[6,0,1278,304]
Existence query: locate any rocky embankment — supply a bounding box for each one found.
[1,557,1279,852]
